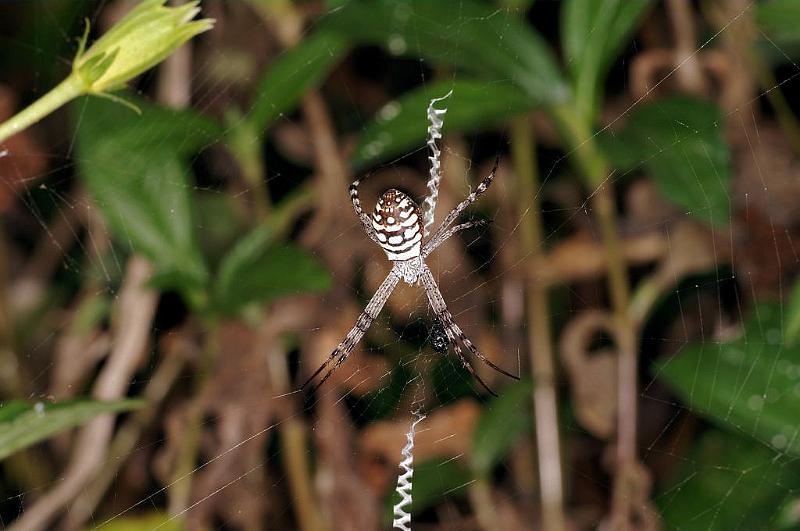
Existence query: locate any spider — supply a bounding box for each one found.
[302,156,518,397]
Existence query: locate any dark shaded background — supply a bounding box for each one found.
[2,1,800,530]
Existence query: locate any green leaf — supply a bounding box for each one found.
[656,302,800,456]
[757,0,800,60]
[384,457,472,524]
[786,279,800,345]
[321,0,568,105]
[657,429,800,531]
[601,96,731,226]
[248,29,348,133]
[74,95,214,292]
[74,93,219,155]
[352,79,533,170]
[214,226,331,314]
[561,0,651,117]
[0,399,142,460]
[194,191,248,270]
[470,379,532,476]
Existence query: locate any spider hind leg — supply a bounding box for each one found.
[439,318,498,397]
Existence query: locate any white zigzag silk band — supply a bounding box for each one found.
[421,90,452,237]
[392,409,426,531]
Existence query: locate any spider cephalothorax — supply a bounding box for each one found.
[372,189,423,262]
[303,94,518,397]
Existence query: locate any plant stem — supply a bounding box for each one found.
[550,104,638,529]
[66,348,188,528]
[262,322,327,531]
[469,478,500,531]
[226,113,272,220]
[0,74,84,144]
[510,117,566,531]
[168,321,218,517]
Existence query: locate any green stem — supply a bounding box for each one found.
[0,74,84,144]
[510,117,566,531]
[550,103,639,528]
[226,111,272,220]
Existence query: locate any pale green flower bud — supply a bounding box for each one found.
[73,0,214,93]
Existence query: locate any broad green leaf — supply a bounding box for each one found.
[214,226,331,314]
[602,96,731,226]
[657,302,800,456]
[501,0,535,10]
[657,429,800,531]
[74,95,212,292]
[0,399,142,460]
[352,79,532,170]
[321,0,568,105]
[561,0,651,117]
[756,0,800,61]
[194,191,248,270]
[470,379,532,476]
[74,94,219,155]
[79,150,209,291]
[248,29,348,133]
[92,511,181,530]
[384,457,471,524]
[786,278,800,345]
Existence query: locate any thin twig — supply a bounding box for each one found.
[64,341,189,529]
[260,312,327,531]
[511,117,566,531]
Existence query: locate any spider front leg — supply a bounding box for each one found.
[425,156,498,247]
[422,220,488,258]
[302,268,400,395]
[350,178,381,245]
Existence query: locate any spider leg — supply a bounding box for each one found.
[349,179,381,245]
[425,155,498,247]
[302,268,400,394]
[419,265,519,386]
[444,313,519,380]
[422,220,488,258]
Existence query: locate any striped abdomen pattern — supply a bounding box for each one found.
[372,189,423,261]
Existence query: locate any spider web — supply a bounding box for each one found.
[1,1,800,530]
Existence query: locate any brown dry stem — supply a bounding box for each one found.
[511,117,566,531]
[10,256,157,531]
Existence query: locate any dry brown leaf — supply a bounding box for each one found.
[358,400,480,493]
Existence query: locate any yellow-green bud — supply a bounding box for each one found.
[73,0,214,93]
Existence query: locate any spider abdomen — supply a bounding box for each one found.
[372,189,423,261]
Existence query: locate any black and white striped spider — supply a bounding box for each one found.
[303,95,518,397]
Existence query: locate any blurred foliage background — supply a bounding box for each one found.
[2,0,800,530]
